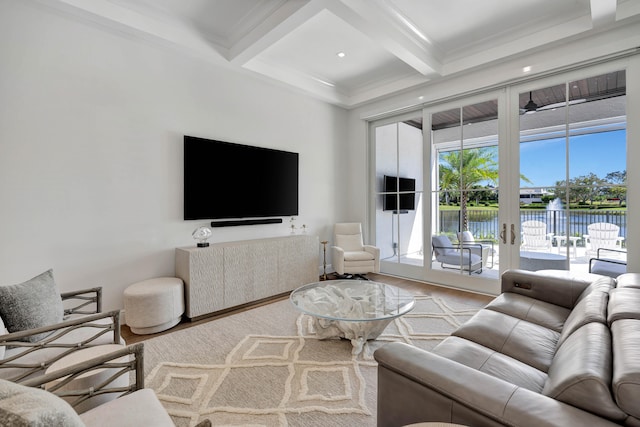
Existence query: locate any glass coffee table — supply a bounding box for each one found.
[290,280,415,354]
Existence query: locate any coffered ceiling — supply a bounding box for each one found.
[40,0,640,108]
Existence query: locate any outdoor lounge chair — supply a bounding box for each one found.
[432,235,482,275]
[457,230,494,268]
[589,247,627,278]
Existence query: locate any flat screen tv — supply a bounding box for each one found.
[184,136,299,220]
[383,175,416,212]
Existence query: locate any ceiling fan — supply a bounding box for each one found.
[520,91,586,114]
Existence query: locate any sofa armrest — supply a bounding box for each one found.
[61,287,102,316]
[374,342,621,427]
[0,310,121,382]
[500,269,592,309]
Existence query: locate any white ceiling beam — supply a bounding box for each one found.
[443,15,592,77]
[330,0,442,76]
[36,0,229,61]
[615,0,640,21]
[591,0,617,27]
[243,57,351,106]
[227,0,323,65]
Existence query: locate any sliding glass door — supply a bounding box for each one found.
[516,70,627,274]
[372,112,424,279]
[427,96,501,292]
[370,58,635,291]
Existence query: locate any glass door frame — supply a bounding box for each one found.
[368,54,639,292]
[506,58,634,273]
[423,90,504,295]
[369,110,425,281]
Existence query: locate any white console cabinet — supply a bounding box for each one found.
[175,235,319,319]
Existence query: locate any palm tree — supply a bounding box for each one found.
[439,148,498,231]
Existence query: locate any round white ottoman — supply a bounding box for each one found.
[124,277,184,335]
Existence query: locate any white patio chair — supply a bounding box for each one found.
[583,222,624,257]
[521,220,553,252]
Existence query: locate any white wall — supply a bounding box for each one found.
[0,0,348,311]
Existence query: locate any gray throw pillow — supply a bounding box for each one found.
[0,378,85,427]
[0,270,64,342]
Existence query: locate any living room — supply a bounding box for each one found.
[1,0,640,426]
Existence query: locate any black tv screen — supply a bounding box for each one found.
[383,175,416,212]
[184,136,299,220]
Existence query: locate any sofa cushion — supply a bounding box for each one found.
[575,276,615,304]
[0,270,63,343]
[615,273,640,289]
[335,233,363,252]
[433,336,547,392]
[79,388,174,427]
[611,319,640,419]
[452,309,559,372]
[543,322,626,422]
[0,378,85,427]
[485,292,570,332]
[556,290,609,348]
[608,288,640,324]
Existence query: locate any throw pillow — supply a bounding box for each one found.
[0,378,85,427]
[0,270,64,343]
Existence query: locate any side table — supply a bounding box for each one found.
[45,344,128,414]
[553,235,579,258]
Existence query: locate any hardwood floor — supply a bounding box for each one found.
[121,272,494,344]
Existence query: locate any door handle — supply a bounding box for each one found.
[511,224,516,245]
[500,223,507,244]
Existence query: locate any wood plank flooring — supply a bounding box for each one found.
[121,273,494,344]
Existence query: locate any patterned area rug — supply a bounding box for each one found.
[143,294,482,427]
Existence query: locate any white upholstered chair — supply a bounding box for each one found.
[332,223,380,277]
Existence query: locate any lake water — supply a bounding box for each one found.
[440,208,627,241]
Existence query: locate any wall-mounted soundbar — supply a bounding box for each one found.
[210,218,283,227]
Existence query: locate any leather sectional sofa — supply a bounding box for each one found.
[374,269,640,426]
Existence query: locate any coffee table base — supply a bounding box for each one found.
[311,317,394,355]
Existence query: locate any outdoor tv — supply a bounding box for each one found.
[383,175,416,212]
[184,136,299,220]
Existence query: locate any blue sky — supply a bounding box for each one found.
[520,129,626,188]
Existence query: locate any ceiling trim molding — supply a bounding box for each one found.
[360,47,640,122]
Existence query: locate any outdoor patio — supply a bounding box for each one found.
[422,241,627,280]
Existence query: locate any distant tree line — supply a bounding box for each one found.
[553,171,626,206]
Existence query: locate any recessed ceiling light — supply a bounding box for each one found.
[337,52,346,58]
[523,66,532,73]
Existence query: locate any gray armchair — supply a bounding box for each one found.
[2,343,212,426]
[432,235,482,275]
[0,270,122,382]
